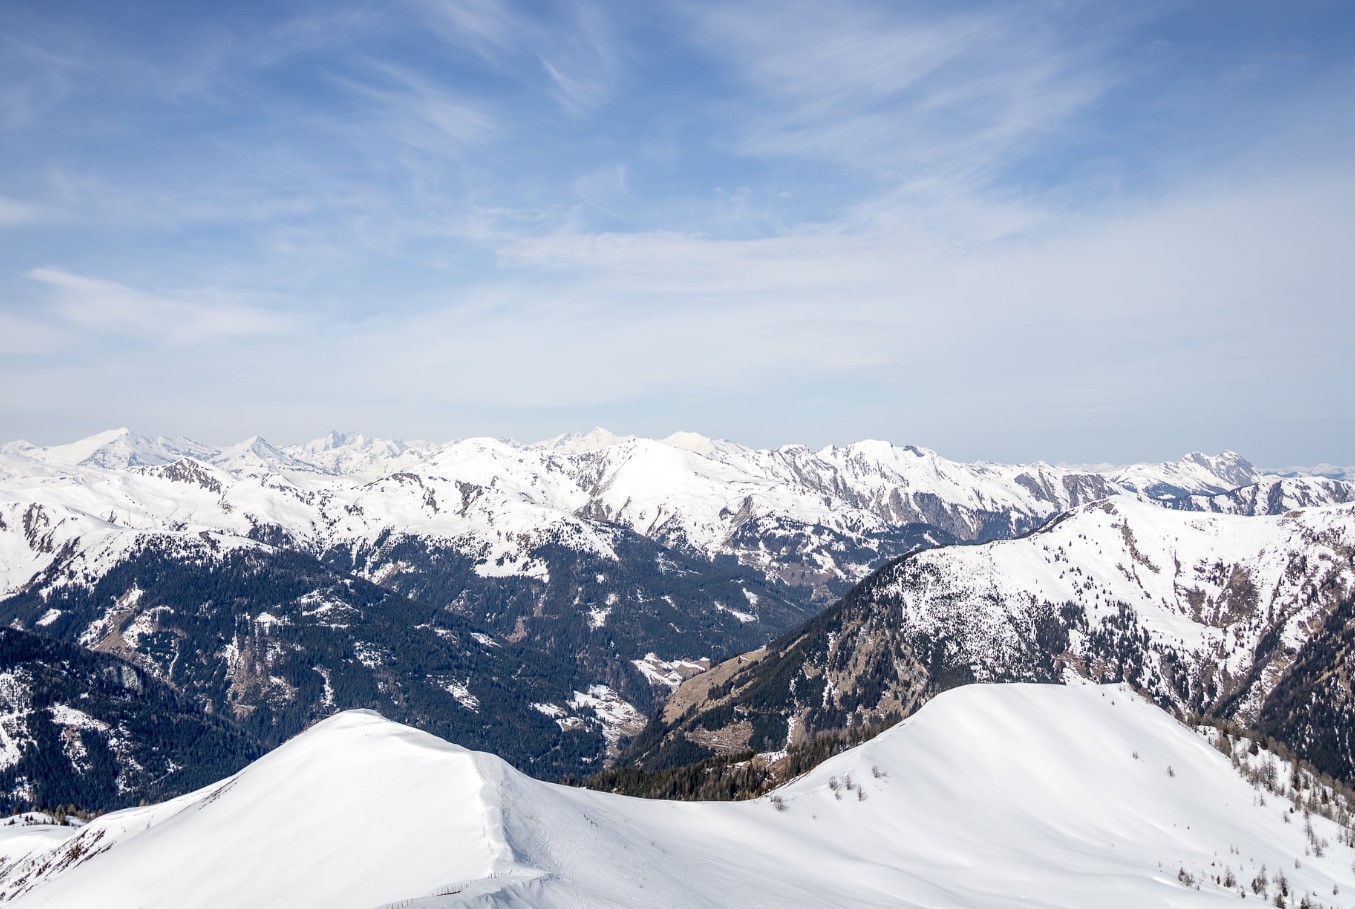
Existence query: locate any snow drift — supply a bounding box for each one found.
[1,684,1352,908]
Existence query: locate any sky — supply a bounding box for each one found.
[1,0,1353,465]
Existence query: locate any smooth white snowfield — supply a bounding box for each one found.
[4,685,1352,908]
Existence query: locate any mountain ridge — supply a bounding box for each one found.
[1,685,1351,908]
[632,495,1355,784]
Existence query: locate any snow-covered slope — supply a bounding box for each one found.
[3,685,1351,908]
[640,495,1355,784]
[1166,476,1355,515]
[0,429,213,471]
[879,496,1355,718]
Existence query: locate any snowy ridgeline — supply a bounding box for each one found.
[0,684,1351,909]
[0,426,1320,603]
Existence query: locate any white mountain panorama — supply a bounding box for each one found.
[0,427,1353,907]
[0,426,1311,599]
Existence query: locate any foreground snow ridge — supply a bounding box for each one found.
[2,686,1352,908]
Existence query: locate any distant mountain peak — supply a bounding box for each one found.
[660,431,717,455]
[314,430,367,450]
[212,435,316,473]
[532,427,636,454]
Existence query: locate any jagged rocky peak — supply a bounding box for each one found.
[1185,449,1256,485]
[287,430,440,479]
[297,430,415,456]
[1111,449,1260,499]
[212,435,317,474]
[139,456,228,493]
[305,429,371,451]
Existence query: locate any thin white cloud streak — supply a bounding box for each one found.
[25,268,297,344]
[416,0,622,116]
[0,197,41,227]
[687,1,1119,183]
[333,62,500,155]
[415,0,526,61]
[0,26,85,130]
[537,3,620,115]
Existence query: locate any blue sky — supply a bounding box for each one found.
[2,0,1353,464]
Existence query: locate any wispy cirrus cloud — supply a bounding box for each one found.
[333,61,500,155]
[537,3,620,116]
[25,268,297,344]
[415,0,622,116]
[686,1,1118,178]
[0,197,42,228]
[0,26,85,130]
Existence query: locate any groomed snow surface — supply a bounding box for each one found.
[2,684,1351,908]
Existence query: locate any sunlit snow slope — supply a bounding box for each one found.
[2,685,1350,908]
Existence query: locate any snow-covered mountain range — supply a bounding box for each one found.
[2,427,1351,785]
[0,426,1317,605]
[1,684,1350,908]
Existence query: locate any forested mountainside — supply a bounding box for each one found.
[632,497,1355,785]
[0,627,261,814]
[0,542,611,778]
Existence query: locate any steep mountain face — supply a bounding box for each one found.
[325,527,808,699]
[638,497,1355,784]
[0,627,262,815]
[1165,476,1355,515]
[0,427,1290,783]
[3,687,1352,909]
[1110,450,1259,499]
[0,537,608,778]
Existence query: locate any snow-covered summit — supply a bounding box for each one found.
[529,426,636,454]
[2,429,214,471]
[287,431,439,479]
[1111,449,1259,499]
[4,686,1351,908]
[659,430,738,457]
[210,435,318,476]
